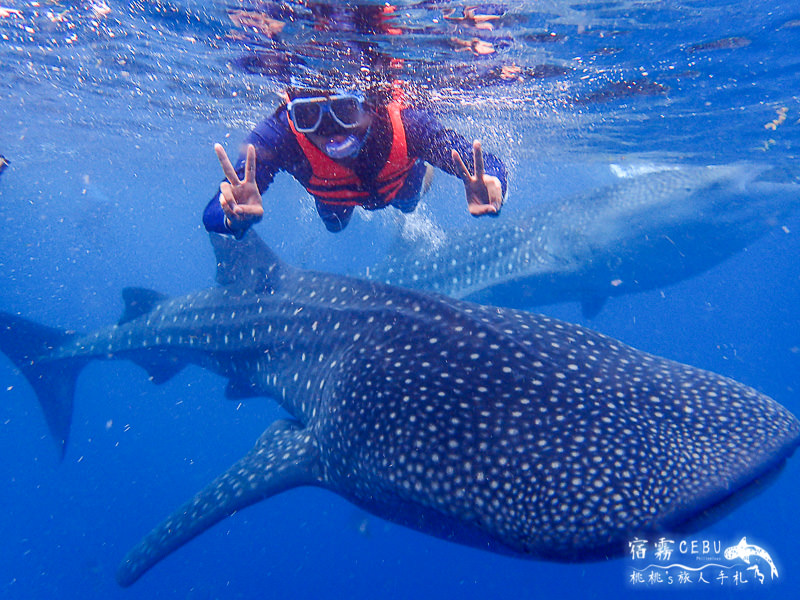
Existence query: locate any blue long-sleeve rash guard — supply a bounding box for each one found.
[203,103,508,234]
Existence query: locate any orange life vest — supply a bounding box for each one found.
[288,101,418,208]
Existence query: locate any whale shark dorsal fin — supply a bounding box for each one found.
[117,419,323,587]
[120,288,169,325]
[210,229,287,291]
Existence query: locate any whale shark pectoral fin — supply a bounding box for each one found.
[116,419,322,587]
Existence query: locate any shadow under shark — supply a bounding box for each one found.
[0,230,798,586]
[370,163,800,317]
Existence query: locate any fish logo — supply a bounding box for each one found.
[723,537,778,580]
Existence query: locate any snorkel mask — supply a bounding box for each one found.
[287,91,370,158]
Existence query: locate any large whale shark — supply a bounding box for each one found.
[0,230,797,586]
[369,164,800,316]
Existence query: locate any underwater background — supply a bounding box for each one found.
[1,1,799,598]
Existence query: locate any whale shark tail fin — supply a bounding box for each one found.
[0,312,87,458]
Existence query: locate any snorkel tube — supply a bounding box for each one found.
[324,127,370,159]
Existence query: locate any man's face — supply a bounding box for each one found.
[288,92,373,158]
[305,113,372,156]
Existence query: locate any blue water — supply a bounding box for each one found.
[1,1,799,598]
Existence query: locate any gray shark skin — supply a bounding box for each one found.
[371,164,800,317]
[0,230,798,587]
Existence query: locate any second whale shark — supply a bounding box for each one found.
[0,230,797,586]
[371,163,800,316]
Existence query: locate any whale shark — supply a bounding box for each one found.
[0,230,797,586]
[369,163,800,317]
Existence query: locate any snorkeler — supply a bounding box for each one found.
[203,87,507,236]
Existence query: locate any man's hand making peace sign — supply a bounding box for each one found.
[214,143,264,234]
[451,140,504,217]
